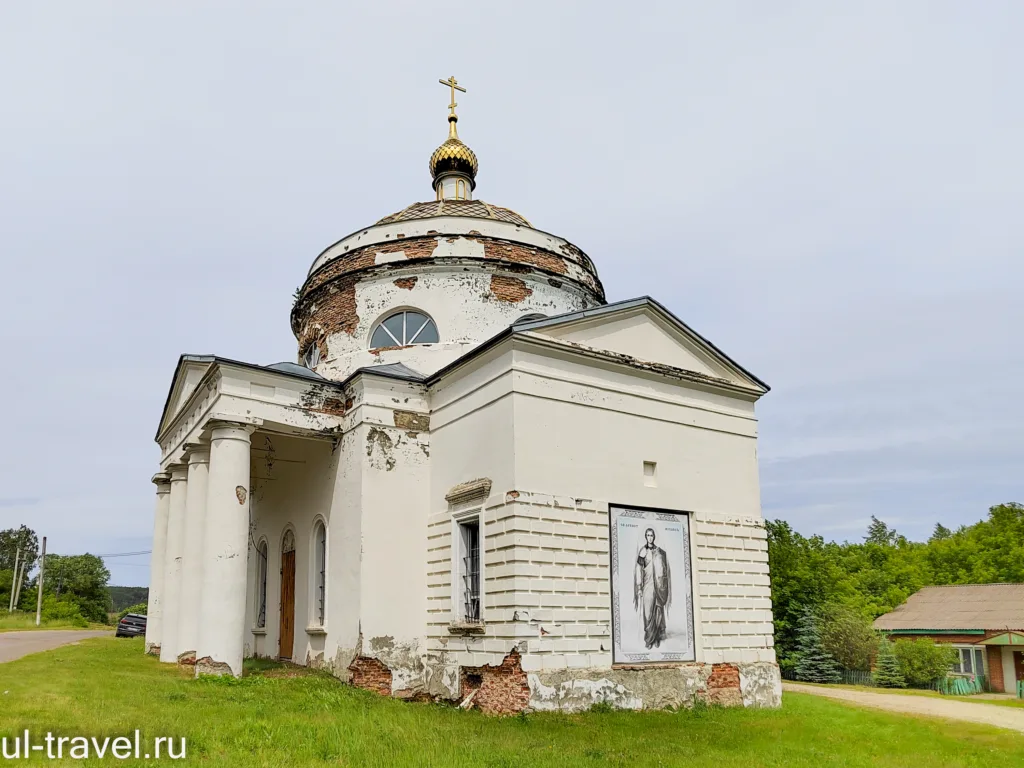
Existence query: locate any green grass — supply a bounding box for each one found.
[1,638,1022,766]
[793,681,1024,709]
[0,612,106,632]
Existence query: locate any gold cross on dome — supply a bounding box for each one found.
[439,75,466,116]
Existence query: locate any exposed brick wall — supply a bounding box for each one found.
[461,649,531,715]
[988,646,1005,692]
[489,274,533,303]
[293,274,359,347]
[705,663,743,706]
[293,233,603,312]
[348,657,392,696]
[394,277,418,290]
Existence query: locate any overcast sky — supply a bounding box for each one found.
[1,2,1021,586]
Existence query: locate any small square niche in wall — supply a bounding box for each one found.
[643,461,657,487]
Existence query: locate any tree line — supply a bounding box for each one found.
[1,525,114,625]
[767,502,1024,676]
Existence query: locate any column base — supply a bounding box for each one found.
[145,643,161,656]
[177,651,197,666]
[195,656,237,678]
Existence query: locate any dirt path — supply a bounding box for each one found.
[0,630,110,664]
[784,682,1024,734]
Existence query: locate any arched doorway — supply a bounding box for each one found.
[279,529,296,660]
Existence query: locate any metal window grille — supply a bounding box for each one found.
[257,544,268,629]
[316,524,326,625]
[461,521,480,622]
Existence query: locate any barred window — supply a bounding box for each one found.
[255,540,268,629]
[313,521,327,626]
[458,519,481,623]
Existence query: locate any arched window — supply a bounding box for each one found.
[456,179,467,200]
[369,310,439,349]
[312,521,327,626]
[303,344,321,368]
[255,540,268,629]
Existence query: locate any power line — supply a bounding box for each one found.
[94,550,152,558]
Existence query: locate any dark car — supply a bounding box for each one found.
[115,613,147,638]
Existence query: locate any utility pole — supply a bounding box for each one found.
[8,549,19,611]
[35,537,46,627]
[12,558,26,610]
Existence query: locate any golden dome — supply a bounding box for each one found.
[429,115,478,188]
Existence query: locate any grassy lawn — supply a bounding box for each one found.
[0,612,107,632]
[792,681,1024,709]
[1,639,1022,766]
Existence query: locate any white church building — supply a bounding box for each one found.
[145,80,781,713]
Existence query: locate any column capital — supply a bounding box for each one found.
[207,419,257,443]
[184,442,211,465]
[152,471,171,488]
[167,463,189,482]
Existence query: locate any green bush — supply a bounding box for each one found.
[117,602,148,621]
[892,638,958,686]
[41,593,88,627]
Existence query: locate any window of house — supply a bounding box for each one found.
[313,521,327,626]
[303,344,321,368]
[457,518,481,623]
[950,646,986,676]
[369,310,439,349]
[255,540,268,629]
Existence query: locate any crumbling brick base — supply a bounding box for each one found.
[460,649,531,715]
[349,656,393,696]
[177,651,196,667]
[704,663,742,707]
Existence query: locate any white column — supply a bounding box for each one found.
[144,473,171,656]
[176,444,210,664]
[159,464,188,664]
[195,421,253,677]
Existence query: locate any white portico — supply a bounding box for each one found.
[146,82,782,712]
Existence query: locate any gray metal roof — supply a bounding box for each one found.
[874,584,1024,631]
[265,361,325,380]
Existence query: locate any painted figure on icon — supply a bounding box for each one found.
[634,528,671,649]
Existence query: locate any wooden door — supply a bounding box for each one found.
[1014,651,1024,682]
[279,550,295,660]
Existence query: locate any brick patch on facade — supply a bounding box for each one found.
[176,651,197,667]
[394,277,418,290]
[489,275,533,303]
[348,656,393,696]
[460,649,531,715]
[393,409,430,433]
[704,663,742,707]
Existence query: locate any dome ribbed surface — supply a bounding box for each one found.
[375,199,531,227]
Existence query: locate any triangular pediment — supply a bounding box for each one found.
[516,298,767,394]
[155,355,216,439]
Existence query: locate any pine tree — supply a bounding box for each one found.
[794,608,842,683]
[872,639,906,688]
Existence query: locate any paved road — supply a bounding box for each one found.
[0,630,110,664]
[785,682,1024,734]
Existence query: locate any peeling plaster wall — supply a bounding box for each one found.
[527,661,780,712]
[298,264,593,382]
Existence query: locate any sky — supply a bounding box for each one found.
[1,2,1021,587]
